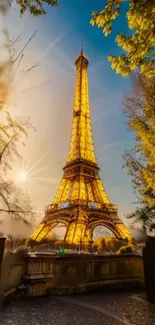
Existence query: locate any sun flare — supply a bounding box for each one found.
[19,171,27,183]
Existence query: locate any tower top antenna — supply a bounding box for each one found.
[81,37,83,54]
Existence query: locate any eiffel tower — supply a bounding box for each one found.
[28,47,131,245]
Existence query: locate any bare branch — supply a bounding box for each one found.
[0,133,16,164]
[13,30,37,64]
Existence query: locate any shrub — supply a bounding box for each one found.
[54,240,66,249]
[92,243,98,252]
[26,237,58,249]
[119,244,135,254]
[93,237,126,253]
[95,238,106,252]
[26,238,38,247]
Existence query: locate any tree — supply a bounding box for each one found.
[11,0,58,16]
[127,205,155,234]
[0,104,35,225]
[0,32,37,229]
[122,73,155,207]
[91,1,155,77]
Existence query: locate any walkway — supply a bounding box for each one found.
[1,291,155,325]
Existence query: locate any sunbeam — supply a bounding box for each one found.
[28,165,49,177]
[9,146,57,199]
[28,178,49,192]
[26,154,49,174]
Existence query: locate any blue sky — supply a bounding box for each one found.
[7,0,136,224]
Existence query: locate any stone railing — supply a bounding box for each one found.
[24,253,144,296]
[24,252,53,296]
[0,251,145,301]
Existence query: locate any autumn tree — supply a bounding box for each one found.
[91,0,155,77]
[123,73,155,207]
[17,0,59,15]
[1,0,58,16]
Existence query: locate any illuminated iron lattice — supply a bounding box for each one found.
[28,50,132,245]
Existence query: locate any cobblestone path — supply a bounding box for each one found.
[1,291,155,325]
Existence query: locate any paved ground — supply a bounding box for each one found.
[1,290,155,325]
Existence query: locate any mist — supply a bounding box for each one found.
[0,218,34,239]
[129,227,146,242]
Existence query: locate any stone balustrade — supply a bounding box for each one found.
[0,251,144,302]
[24,253,144,296]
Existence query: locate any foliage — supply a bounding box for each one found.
[127,205,155,234]
[1,1,59,16]
[0,104,35,225]
[15,0,59,16]
[0,106,31,169]
[54,240,70,249]
[118,244,135,254]
[26,238,37,247]
[123,73,155,206]
[91,0,155,77]
[95,237,106,252]
[0,30,39,233]
[92,242,98,252]
[26,236,55,247]
[94,237,126,252]
[0,1,11,14]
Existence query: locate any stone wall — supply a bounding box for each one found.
[24,253,144,296]
[24,252,53,296]
[0,250,26,303]
[0,252,145,301]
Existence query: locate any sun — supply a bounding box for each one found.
[19,171,27,183]
[11,150,52,194]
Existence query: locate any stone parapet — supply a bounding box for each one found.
[1,252,145,302]
[24,253,144,296]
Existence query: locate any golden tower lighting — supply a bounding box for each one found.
[28,48,132,244]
